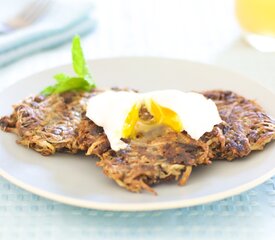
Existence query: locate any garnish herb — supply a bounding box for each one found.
[41,35,96,96]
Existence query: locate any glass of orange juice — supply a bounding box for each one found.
[236,0,275,52]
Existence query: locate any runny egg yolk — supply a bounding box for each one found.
[122,103,140,138]
[146,99,183,132]
[122,99,183,139]
[86,90,222,151]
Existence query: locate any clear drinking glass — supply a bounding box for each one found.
[236,0,275,52]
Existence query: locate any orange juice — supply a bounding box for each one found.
[236,0,275,36]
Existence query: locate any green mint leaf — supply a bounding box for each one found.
[41,35,96,96]
[54,73,71,83]
[41,86,56,96]
[51,77,93,94]
[72,35,94,85]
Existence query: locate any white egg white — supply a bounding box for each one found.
[86,90,140,150]
[143,90,222,140]
[86,90,222,151]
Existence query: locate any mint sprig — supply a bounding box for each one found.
[41,35,96,96]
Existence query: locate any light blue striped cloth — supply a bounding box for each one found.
[0,0,96,68]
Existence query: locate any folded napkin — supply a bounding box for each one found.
[0,0,96,68]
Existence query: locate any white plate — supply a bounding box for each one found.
[1,57,275,211]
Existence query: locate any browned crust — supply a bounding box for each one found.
[97,130,210,194]
[1,89,275,194]
[202,90,275,160]
[0,91,109,156]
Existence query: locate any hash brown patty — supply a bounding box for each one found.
[202,90,275,160]
[0,91,109,156]
[1,90,275,193]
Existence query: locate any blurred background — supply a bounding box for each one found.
[1,0,275,239]
[1,0,275,92]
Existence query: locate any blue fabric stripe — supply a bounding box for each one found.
[0,13,92,54]
[0,18,96,68]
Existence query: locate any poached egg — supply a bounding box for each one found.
[86,90,222,151]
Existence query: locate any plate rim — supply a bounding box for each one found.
[1,165,275,211]
[1,57,275,211]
